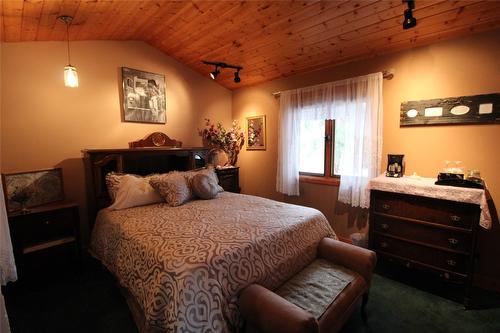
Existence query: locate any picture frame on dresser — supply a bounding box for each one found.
[2,168,64,213]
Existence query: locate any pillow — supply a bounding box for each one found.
[105,172,125,202]
[106,172,157,202]
[183,166,224,194]
[108,175,163,210]
[149,172,191,207]
[192,173,219,200]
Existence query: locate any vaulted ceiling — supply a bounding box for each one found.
[2,1,500,90]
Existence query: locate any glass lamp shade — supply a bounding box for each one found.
[64,65,79,87]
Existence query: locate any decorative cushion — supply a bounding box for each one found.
[183,166,224,194]
[191,174,219,200]
[149,172,191,207]
[108,175,163,210]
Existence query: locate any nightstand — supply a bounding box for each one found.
[8,202,81,277]
[216,167,241,193]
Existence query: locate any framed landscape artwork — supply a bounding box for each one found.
[122,67,166,124]
[246,115,266,150]
[2,168,64,213]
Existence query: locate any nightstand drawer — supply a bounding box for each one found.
[21,208,75,246]
[373,234,468,274]
[372,215,472,253]
[216,167,240,193]
[372,191,477,229]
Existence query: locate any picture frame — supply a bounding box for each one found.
[1,168,64,213]
[121,67,166,124]
[246,115,266,150]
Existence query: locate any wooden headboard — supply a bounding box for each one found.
[82,133,208,232]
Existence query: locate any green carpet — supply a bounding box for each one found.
[3,258,500,333]
[341,274,500,333]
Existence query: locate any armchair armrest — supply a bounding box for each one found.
[318,238,377,285]
[238,284,319,333]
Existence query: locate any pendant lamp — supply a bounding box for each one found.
[59,15,79,87]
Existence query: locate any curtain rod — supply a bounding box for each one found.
[271,69,395,97]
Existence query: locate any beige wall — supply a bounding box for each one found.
[0,41,232,241]
[233,29,500,283]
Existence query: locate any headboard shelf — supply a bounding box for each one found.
[83,134,208,232]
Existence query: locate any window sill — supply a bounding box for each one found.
[299,175,340,187]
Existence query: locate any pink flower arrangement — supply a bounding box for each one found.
[199,118,245,166]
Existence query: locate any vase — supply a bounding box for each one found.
[227,149,239,166]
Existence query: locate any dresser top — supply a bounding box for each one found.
[368,174,491,229]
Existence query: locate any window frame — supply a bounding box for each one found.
[299,119,340,186]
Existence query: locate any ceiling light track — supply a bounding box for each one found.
[202,61,243,83]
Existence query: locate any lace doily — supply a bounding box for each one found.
[368,174,492,229]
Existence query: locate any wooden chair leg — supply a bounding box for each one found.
[361,293,369,322]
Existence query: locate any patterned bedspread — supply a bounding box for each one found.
[90,192,335,332]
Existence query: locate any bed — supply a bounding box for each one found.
[83,133,335,332]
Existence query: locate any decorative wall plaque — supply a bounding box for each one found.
[400,93,499,126]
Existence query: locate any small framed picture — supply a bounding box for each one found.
[1,168,64,213]
[121,67,166,124]
[246,115,266,150]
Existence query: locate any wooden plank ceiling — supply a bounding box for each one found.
[2,1,500,90]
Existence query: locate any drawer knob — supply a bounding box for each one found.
[381,223,389,231]
[450,215,461,222]
[380,241,388,248]
[446,259,457,267]
[44,220,51,225]
[382,204,390,211]
[448,238,459,245]
[405,262,411,268]
[440,272,450,280]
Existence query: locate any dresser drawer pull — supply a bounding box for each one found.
[446,259,457,267]
[450,215,461,223]
[381,223,389,231]
[382,204,390,211]
[448,238,459,245]
[405,262,411,268]
[44,220,51,225]
[380,242,389,249]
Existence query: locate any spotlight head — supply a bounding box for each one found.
[210,68,220,80]
[234,70,241,83]
[403,8,417,29]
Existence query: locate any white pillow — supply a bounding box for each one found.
[108,174,163,210]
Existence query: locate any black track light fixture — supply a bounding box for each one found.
[234,70,241,83]
[202,61,243,83]
[210,67,220,80]
[403,0,417,30]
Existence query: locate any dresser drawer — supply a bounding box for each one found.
[372,191,478,230]
[15,208,76,246]
[373,234,468,274]
[372,215,472,253]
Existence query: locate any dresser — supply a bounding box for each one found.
[368,176,489,307]
[8,202,81,277]
[216,167,241,193]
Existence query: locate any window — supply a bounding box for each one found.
[299,119,342,185]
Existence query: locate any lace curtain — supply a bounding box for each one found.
[276,72,383,208]
[1,179,17,332]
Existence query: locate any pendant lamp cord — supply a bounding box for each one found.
[66,21,71,65]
